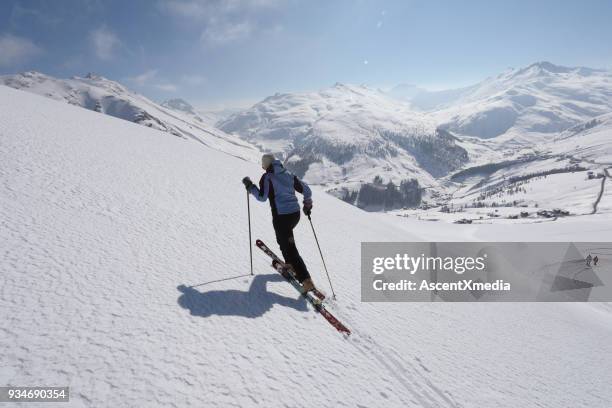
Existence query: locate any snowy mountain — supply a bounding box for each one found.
[220,63,612,212]
[3,64,609,218]
[3,81,612,408]
[394,110,612,223]
[0,71,259,161]
[161,97,242,127]
[551,111,612,164]
[219,83,470,210]
[387,83,425,101]
[424,62,612,140]
[161,97,197,115]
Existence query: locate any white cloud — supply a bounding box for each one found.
[90,26,121,61]
[181,74,207,86]
[127,69,177,91]
[159,0,281,18]
[159,0,207,18]
[9,3,62,27]
[129,69,158,85]
[376,9,386,29]
[0,34,42,67]
[155,83,178,92]
[201,20,252,45]
[158,0,284,46]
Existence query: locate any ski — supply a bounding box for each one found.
[255,239,326,300]
[256,239,351,335]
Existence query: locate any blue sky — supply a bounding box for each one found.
[1,0,611,108]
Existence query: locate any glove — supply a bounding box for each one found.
[303,199,313,216]
[242,176,253,191]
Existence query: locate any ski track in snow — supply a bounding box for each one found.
[2,85,612,407]
[342,312,463,408]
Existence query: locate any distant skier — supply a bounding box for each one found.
[242,154,316,292]
[586,254,592,267]
[593,256,599,266]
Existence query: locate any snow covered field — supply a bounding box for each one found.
[399,169,608,224]
[2,85,612,408]
[0,71,260,162]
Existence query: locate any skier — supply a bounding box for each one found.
[593,256,599,266]
[242,154,316,292]
[586,254,592,267]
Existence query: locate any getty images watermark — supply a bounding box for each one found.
[361,242,612,302]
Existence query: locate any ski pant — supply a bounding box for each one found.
[272,211,311,283]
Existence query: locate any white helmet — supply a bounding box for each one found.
[261,153,275,170]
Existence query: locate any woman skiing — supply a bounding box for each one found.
[242,154,316,292]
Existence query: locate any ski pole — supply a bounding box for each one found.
[308,215,336,299]
[247,191,253,275]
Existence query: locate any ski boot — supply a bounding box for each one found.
[301,278,315,292]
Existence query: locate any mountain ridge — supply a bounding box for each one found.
[3,62,611,213]
[0,71,259,162]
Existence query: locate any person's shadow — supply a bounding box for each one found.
[177,273,308,318]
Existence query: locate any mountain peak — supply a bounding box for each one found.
[528,61,573,73]
[161,98,195,114]
[84,72,104,80]
[69,73,130,94]
[507,61,607,80]
[0,71,53,90]
[330,82,375,96]
[508,61,574,80]
[17,70,48,79]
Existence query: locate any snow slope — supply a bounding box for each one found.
[0,71,259,162]
[2,85,612,408]
[551,112,612,164]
